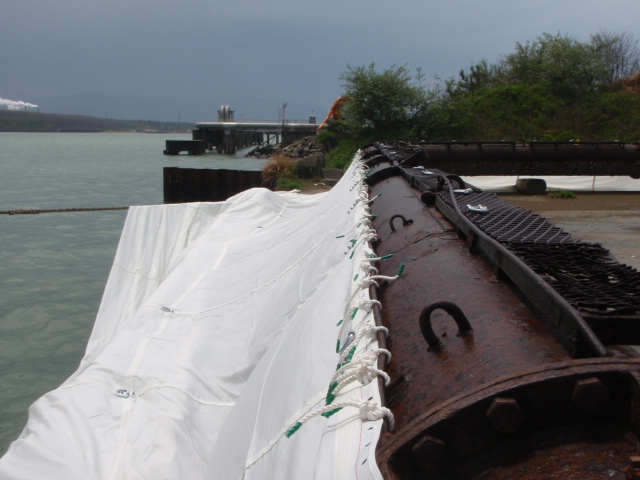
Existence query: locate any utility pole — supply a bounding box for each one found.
[280,102,287,144]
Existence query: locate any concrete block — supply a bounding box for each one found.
[322,168,344,180]
[295,153,325,178]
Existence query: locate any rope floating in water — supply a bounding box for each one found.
[1,206,130,215]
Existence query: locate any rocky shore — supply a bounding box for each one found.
[247,135,344,185]
[246,135,325,159]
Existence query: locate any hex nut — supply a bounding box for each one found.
[571,377,609,414]
[485,397,524,434]
[411,435,449,472]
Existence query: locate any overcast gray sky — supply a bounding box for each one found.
[2,0,640,121]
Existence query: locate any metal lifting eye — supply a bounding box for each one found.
[389,214,414,232]
[419,301,472,349]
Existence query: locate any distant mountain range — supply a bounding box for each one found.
[27,92,327,124]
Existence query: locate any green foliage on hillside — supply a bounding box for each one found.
[0,110,193,132]
[324,31,640,169]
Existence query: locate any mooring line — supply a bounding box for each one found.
[0,206,130,215]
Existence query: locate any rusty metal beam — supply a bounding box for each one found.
[409,141,640,178]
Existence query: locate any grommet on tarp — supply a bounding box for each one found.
[338,331,356,354]
[115,389,135,398]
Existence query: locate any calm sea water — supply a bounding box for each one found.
[0,132,266,455]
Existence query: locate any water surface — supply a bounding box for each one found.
[0,132,265,455]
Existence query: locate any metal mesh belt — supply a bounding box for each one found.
[509,243,640,316]
[403,167,640,317]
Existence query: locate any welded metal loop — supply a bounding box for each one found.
[419,301,473,349]
[435,172,608,357]
[389,214,414,232]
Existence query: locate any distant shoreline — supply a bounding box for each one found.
[0,109,194,133]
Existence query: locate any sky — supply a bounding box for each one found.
[2,0,640,122]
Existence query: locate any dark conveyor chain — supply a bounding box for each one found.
[366,141,640,318]
[407,168,640,317]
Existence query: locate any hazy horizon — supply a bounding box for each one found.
[3,0,640,122]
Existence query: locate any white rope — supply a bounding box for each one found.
[360,231,379,243]
[286,155,397,439]
[367,273,402,283]
[357,298,382,312]
[287,399,395,436]
[330,348,392,391]
[357,278,379,288]
[359,263,378,277]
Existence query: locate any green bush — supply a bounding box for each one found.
[329,30,640,151]
[275,172,302,191]
[548,190,577,199]
[325,138,362,170]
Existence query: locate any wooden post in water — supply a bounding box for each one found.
[163,167,262,203]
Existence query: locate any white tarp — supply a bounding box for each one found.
[467,175,640,192]
[0,158,394,479]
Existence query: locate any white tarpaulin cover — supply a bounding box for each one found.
[467,175,640,192]
[0,157,395,479]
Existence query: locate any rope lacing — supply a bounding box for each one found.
[286,157,397,438]
[357,298,382,312]
[326,345,392,404]
[285,400,395,438]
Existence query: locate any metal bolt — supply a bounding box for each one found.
[571,377,609,414]
[485,397,524,434]
[411,435,449,472]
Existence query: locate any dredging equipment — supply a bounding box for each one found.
[364,141,640,479]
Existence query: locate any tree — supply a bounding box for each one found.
[339,63,428,138]
[503,33,608,98]
[454,59,505,94]
[591,30,640,83]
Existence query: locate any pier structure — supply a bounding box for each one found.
[193,104,316,155]
[164,105,319,156]
[193,121,317,154]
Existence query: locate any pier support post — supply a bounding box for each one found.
[223,131,236,154]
